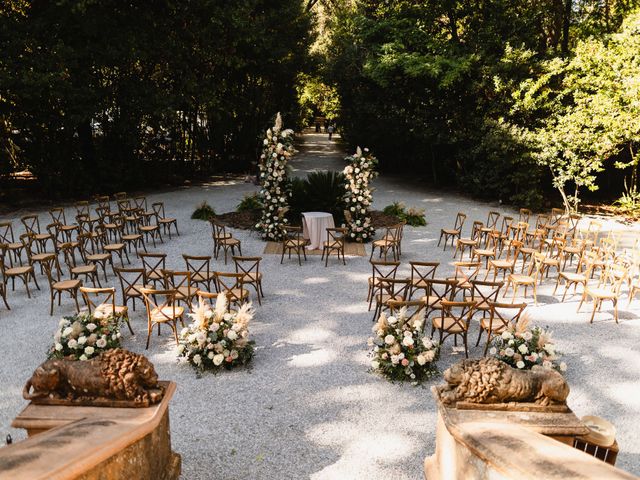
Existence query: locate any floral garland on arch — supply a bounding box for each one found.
[256,112,295,241]
[369,308,439,384]
[343,146,377,242]
[177,295,255,371]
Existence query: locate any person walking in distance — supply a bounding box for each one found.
[327,124,334,140]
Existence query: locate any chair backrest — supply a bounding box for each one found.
[59,242,78,269]
[453,212,466,231]
[162,270,192,298]
[485,211,500,229]
[211,219,229,240]
[409,261,439,285]
[487,302,527,332]
[140,288,178,322]
[0,222,15,244]
[115,267,146,298]
[114,191,128,201]
[232,256,262,277]
[75,201,90,217]
[498,216,513,236]
[195,289,220,305]
[95,195,111,211]
[438,300,475,332]
[519,208,531,223]
[139,253,167,280]
[215,272,245,298]
[117,198,132,213]
[469,280,504,305]
[79,286,117,315]
[384,224,402,243]
[40,256,58,287]
[151,202,166,218]
[535,214,549,230]
[386,299,427,321]
[602,264,628,293]
[48,208,67,225]
[183,254,212,284]
[132,196,147,212]
[567,213,581,236]
[282,226,303,245]
[505,240,524,260]
[550,207,565,225]
[376,278,410,302]
[452,261,481,283]
[470,221,484,240]
[21,215,40,235]
[423,278,458,303]
[326,227,346,246]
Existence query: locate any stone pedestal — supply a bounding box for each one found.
[0,381,180,480]
[425,387,638,480]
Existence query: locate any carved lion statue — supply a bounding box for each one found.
[23,349,164,407]
[439,357,569,407]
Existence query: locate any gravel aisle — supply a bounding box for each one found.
[1,131,639,478]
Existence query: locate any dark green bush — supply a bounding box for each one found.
[191,202,215,220]
[383,202,427,227]
[237,193,262,212]
[288,171,346,223]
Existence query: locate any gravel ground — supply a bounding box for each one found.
[1,131,639,479]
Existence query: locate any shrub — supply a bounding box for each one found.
[191,202,215,220]
[382,202,427,227]
[289,171,346,223]
[237,193,262,212]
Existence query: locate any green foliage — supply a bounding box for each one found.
[297,73,341,125]
[191,202,215,220]
[236,193,262,213]
[382,202,427,227]
[288,171,346,222]
[0,1,312,196]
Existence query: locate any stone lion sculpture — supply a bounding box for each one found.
[23,349,164,407]
[439,357,569,407]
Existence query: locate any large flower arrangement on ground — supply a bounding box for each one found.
[257,112,295,241]
[489,315,567,373]
[343,146,377,242]
[369,308,439,383]
[177,295,255,371]
[50,312,121,361]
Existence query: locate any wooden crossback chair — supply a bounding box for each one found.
[232,256,264,305]
[96,225,130,269]
[371,277,410,322]
[504,252,543,305]
[420,278,458,319]
[0,264,9,310]
[0,222,25,266]
[140,288,184,349]
[139,252,167,288]
[518,208,531,224]
[23,232,62,280]
[448,261,481,294]
[183,254,215,292]
[280,226,307,266]
[478,211,500,247]
[78,232,111,282]
[486,240,520,282]
[464,279,504,320]
[454,221,483,260]
[370,223,402,261]
[438,212,466,250]
[322,227,347,266]
[152,202,180,239]
[114,267,148,311]
[195,289,221,305]
[476,302,527,354]
[79,286,134,335]
[48,208,78,243]
[214,272,249,309]
[60,242,100,287]
[211,220,241,263]
[367,260,401,310]
[577,263,626,324]
[431,300,476,358]
[162,270,194,308]
[21,214,53,253]
[0,244,39,297]
[408,261,439,299]
[42,257,81,316]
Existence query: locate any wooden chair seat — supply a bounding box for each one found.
[31,252,55,262]
[159,217,177,225]
[175,286,192,301]
[72,265,97,275]
[442,228,460,235]
[474,248,494,256]
[323,240,342,248]
[432,316,466,333]
[220,237,240,246]
[150,305,184,322]
[285,239,307,247]
[420,295,445,309]
[34,233,52,241]
[59,224,77,232]
[457,238,477,246]
[192,272,216,283]
[87,253,110,262]
[372,238,394,247]
[560,272,586,282]
[519,247,537,255]
[479,317,508,332]
[53,279,81,290]
[125,283,151,297]
[226,288,249,302]
[93,304,128,319]
[6,265,32,276]
[139,225,158,232]
[489,259,514,268]
[6,242,23,250]
[242,272,262,282]
[464,296,488,310]
[508,273,535,285]
[104,243,126,251]
[585,287,616,299]
[376,293,404,304]
[122,233,142,240]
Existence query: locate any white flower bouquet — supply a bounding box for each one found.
[369,308,439,383]
[177,295,255,371]
[489,315,566,373]
[343,146,377,242]
[49,312,121,361]
[257,112,296,241]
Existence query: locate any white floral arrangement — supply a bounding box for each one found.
[369,308,439,383]
[177,295,255,371]
[489,314,567,373]
[343,146,377,242]
[49,312,121,361]
[256,112,295,241]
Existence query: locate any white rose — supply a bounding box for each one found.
[79,354,88,361]
[223,313,232,321]
[518,344,528,354]
[193,354,202,366]
[177,344,185,354]
[68,339,78,349]
[516,361,525,369]
[559,362,567,372]
[86,323,97,332]
[504,347,515,357]
[424,350,436,362]
[523,331,533,341]
[62,327,73,337]
[371,360,380,369]
[402,336,414,347]
[422,337,433,348]
[387,316,398,325]
[227,330,238,341]
[59,319,67,327]
[489,347,497,355]
[84,346,95,355]
[213,354,224,366]
[54,343,63,351]
[416,355,426,366]
[543,360,552,368]
[501,331,512,340]
[384,335,395,345]
[207,351,214,360]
